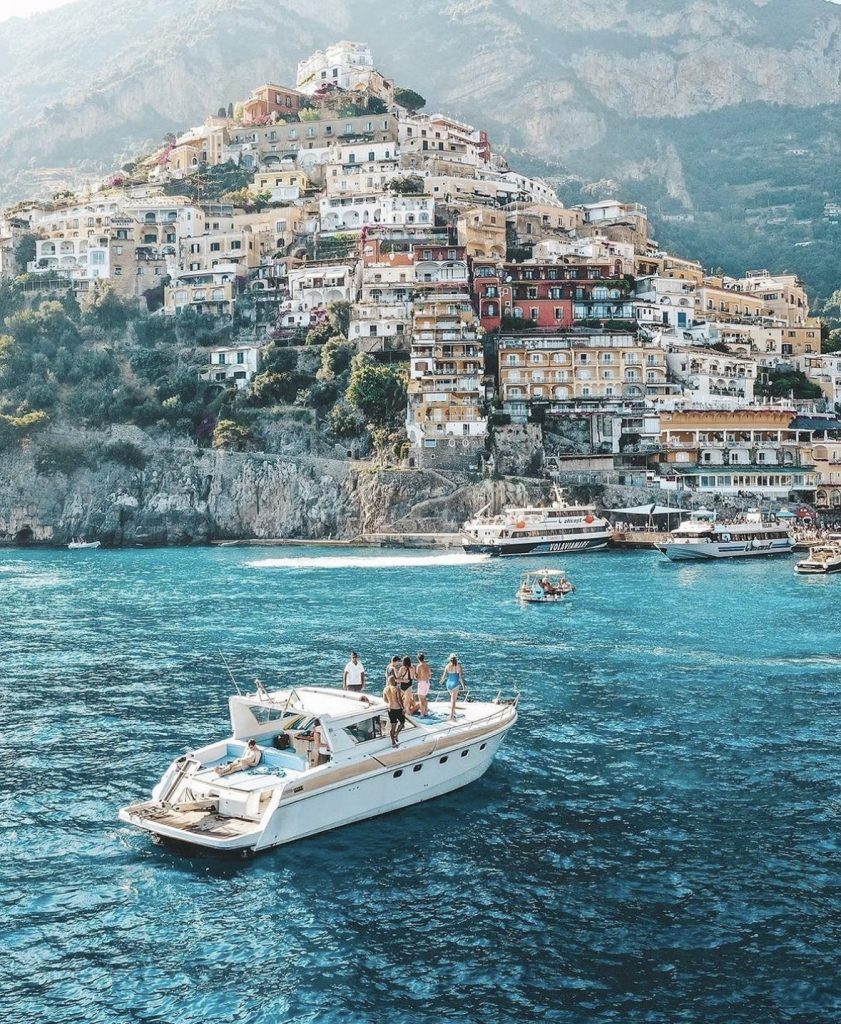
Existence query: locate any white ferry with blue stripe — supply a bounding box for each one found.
[462,494,612,556]
[659,514,793,561]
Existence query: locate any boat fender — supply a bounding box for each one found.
[584,515,594,524]
[448,439,456,448]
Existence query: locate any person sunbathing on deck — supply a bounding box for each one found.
[215,738,261,776]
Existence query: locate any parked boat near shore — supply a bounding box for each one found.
[462,492,612,556]
[658,512,793,561]
[67,539,100,550]
[794,545,841,574]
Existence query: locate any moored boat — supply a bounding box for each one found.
[658,512,793,561]
[462,491,612,557]
[517,568,575,603]
[794,545,841,574]
[119,682,518,854]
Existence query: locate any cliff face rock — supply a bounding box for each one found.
[0,442,543,546]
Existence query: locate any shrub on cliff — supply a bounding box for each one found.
[346,355,408,429]
[0,409,49,449]
[327,399,365,438]
[80,281,135,330]
[33,439,98,475]
[212,419,254,451]
[104,440,147,469]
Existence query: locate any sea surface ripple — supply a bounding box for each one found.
[2,545,840,1023]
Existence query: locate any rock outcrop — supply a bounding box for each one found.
[0,437,548,546]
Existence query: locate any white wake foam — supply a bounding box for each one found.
[245,552,490,570]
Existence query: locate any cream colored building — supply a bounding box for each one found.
[457,206,506,258]
[498,332,667,421]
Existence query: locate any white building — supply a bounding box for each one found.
[202,344,262,389]
[350,260,413,351]
[804,353,841,405]
[665,346,757,403]
[296,41,375,94]
[288,262,358,309]
[635,275,697,330]
[319,193,434,232]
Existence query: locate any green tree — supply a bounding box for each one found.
[346,355,407,428]
[13,232,37,271]
[386,175,425,195]
[394,87,426,112]
[318,336,355,380]
[80,281,134,329]
[327,299,351,337]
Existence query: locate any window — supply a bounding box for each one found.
[236,351,245,365]
[230,241,241,250]
[210,242,221,252]
[344,717,382,742]
[413,764,422,773]
[393,769,403,778]
[439,756,448,764]
[461,749,469,758]
[530,307,539,320]
[114,266,122,276]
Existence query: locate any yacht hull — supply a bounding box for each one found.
[660,540,794,561]
[463,536,609,556]
[794,561,841,574]
[120,714,515,854]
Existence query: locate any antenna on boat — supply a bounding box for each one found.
[219,649,242,695]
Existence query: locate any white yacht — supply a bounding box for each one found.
[794,545,841,574]
[67,539,100,549]
[659,513,793,561]
[119,684,518,854]
[462,494,612,556]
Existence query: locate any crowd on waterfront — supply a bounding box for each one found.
[342,650,466,745]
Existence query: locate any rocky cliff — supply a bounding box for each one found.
[0,431,546,546]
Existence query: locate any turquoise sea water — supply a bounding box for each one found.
[2,545,841,1024]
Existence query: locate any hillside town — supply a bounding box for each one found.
[2,40,840,511]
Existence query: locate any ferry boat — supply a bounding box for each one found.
[794,545,841,575]
[659,512,793,561]
[517,568,575,603]
[119,683,518,854]
[462,493,612,556]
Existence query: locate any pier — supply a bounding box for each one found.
[609,530,666,550]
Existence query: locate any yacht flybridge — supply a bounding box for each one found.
[119,684,518,854]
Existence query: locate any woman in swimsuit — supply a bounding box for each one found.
[397,655,417,715]
[415,652,432,716]
[439,653,464,721]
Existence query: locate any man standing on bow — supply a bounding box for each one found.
[343,651,366,692]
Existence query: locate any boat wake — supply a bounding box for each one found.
[244,552,490,570]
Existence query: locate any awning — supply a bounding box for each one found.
[606,504,684,517]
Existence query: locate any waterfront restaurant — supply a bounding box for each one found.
[661,464,818,499]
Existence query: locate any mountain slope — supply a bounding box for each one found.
[3,0,841,295]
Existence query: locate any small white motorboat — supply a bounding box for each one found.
[120,682,518,854]
[517,568,575,603]
[67,539,101,549]
[794,545,841,575]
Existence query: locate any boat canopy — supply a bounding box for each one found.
[606,504,684,518]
